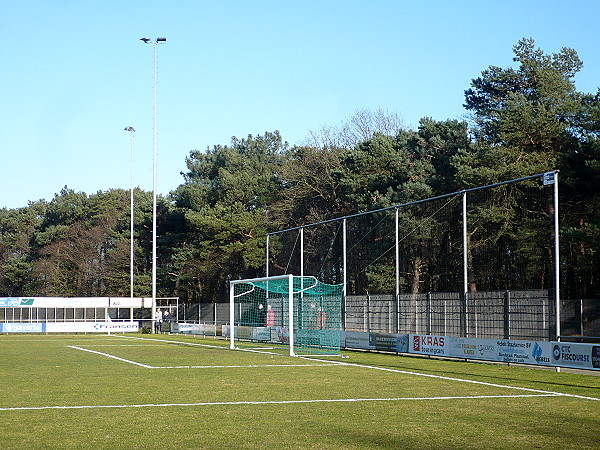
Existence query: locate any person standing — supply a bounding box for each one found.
[154,308,162,333]
[266,305,275,327]
[317,307,326,329]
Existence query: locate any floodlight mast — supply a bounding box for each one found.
[140,36,166,332]
[124,126,136,299]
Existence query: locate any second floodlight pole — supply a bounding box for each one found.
[141,36,166,332]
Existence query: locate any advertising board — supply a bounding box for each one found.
[409,334,447,356]
[0,322,45,333]
[409,334,599,371]
[343,331,408,353]
[0,297,147,308]
[0,321,139,333]
[171,323,217,335]
[552,343,600,370]
[45,322,139,333]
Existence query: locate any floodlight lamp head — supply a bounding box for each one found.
[140,37,151,44]
[124,126,135,132]
[157,37,167,43]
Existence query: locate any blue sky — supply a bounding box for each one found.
[1,0,599,209]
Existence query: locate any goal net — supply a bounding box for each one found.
[229,275,344,356]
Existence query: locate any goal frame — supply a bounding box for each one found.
[230,274,295,355]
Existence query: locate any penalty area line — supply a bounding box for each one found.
[0,393,561,412]
[151,363,335,369]
[309,358,600,402]
[67,345,330,369]
[68,345,153,368]
[116,334,229,350]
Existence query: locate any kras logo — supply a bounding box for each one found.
[413,335,420,351]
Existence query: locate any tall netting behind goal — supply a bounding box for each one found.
[229,275,344,356]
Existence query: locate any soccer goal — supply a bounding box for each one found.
[229,275,344,356]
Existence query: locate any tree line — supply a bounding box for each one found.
[1,38,598,302]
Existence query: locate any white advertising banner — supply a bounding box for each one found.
[45,322,139,333]
[343,331,376,350]
[0,321,139,333]
[409,334,448,356]
[172,323,217,335]
[0,297,147,308]
[409,334,554,365]
[551,342,600,370]
[409,334,599,371]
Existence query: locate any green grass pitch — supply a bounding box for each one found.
[0,333,598,448]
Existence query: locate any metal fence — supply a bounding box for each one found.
[1,292,597,342]
[560,298,600,341]
[178,290,598,342]
[344,290,553,340]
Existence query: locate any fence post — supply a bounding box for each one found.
[427,292,432,335]
[366,294,371,332]
[388,300,393,333]
[396,294,400,334]
[463,292,469,338]
[342,295,347,331]
[580,298,584,338]
[474,296,478,338]
[504,290,511,339]
[444,299,447,335]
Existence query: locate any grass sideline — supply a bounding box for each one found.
[0,333,598,449]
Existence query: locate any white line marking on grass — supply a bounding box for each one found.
[68,344,331,369]
[117,335,229,350]
[307,358,600,402]
[0,393,561,412]
[115,335,330,361]
[151,363,335,369]
[83,344,167,347]
[68,346,153,368]
[105,336,600,401]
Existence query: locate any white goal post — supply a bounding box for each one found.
[229,275,344,357]
[230,275,294,355]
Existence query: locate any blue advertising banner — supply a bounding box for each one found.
[408,334,599,371]
[0,322,45,333]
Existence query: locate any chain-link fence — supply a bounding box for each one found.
[344,290,553,340]
[182,291,598,342]
[560,298,600,341]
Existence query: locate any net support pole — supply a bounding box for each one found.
[395,208,400,333]
[554,172,560,341]
[300,227,304,297]
[550,172,561,373]
[288,274,295,357]
[229,284,235,349]
[395,207,399,298]
[265,234,270,306]
[300,227,304,279]
[266,234,269,278]
[342,218,347,330]
[462,191,469,337]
